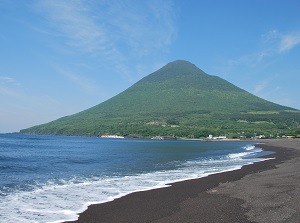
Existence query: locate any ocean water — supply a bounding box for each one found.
[0,134,273,223]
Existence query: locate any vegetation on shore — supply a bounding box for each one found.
[20,60,300,138]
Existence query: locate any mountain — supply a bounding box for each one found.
[20,60,300,138]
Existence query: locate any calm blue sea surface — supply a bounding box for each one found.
[0,134,272,223]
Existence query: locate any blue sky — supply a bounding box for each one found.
[1,0,300,133]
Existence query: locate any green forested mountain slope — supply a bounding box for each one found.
[20,60,300,138]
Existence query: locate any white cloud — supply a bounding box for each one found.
[0,77,22,97]
[35,0,110,54]
[262,29,300,53]
[0,77,14,82]
[261,29,279,43]
[225,50,272,70]
[0,76,20,86]
[35,0,176,53]
[34,0,177,81]
[224,29,300,72]
[279,32,300,53]
[104,0,176,55]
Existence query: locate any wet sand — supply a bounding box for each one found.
[66,139,300,223]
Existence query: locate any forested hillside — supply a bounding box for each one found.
[21,60,300,138]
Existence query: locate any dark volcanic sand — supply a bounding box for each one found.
[65,139,300,223]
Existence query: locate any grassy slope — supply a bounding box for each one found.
[21,60,300,137]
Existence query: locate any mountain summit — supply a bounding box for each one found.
[21,60,299,138]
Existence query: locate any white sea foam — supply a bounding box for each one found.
[228,152,251,159]
[0,144,268,223]
[228,145,263,160]
[244,145,256,150]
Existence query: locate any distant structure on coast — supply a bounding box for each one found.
[207,135,227,140]
[151,135,177,140]
[100,135,124,139]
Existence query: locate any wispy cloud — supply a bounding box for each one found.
[279,32,300,53]
[0,76,23,98]
[0,86,22,98]
[0,77,14,82]
[103,0,176,55]
[262,29,300,53]
[34,0,177,81]
[254,80,268,94]
[55,66,97,94]
[0,76,20,86]
[224,29,300,71]
[35,0,110,54]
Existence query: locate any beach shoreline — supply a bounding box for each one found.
[65,139,300,223]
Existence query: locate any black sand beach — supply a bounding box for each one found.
[66,139,300,223]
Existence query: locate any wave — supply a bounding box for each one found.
[244,145,256,150]
[0,143,269,223]
[227,144,263,160]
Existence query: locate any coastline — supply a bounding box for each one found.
[65,139,300,223]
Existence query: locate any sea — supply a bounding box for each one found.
[0,134,273,223]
